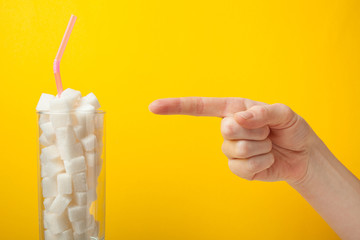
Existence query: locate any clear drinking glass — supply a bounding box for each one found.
[37,111,105,240]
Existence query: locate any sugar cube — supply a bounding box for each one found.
[44,210,50,229]
[58,142,83,161]
[36,93,55,111]
[40,145,60,163]
[72,220,87,234]
[81,134,97,152]
[73,232,86,240]
[61,88,81,106]
[86,214,95,227]
[73,172,88,192]
[94,114,104,130]
[40,133,53,147]
[80,93,101,109]
[42,177,57,198]
[46,212,71,234]
[40,122,56,142]
[39,114,50,125]
[64,156,86,174]
[74,111,95,134]
[57,173,72,195]
[42,160,65,178]
[87,188,97,203]
[50,113,73,128]
[68,205,87,222]
[76,103,95,112]
[44,229,57,240]
[50,97,73,112]
[73,125,86,140]
[85,152,96,167]
[74,192,87,206]
[58,229,74,240]
[86,167,98,190]
[56,126,77,147]
[49,195,72,214]
[43,198,55,211]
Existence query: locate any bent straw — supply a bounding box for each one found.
[53,14,77,96]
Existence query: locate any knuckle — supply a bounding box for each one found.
[195,97,205,115]
[251,105,269,119]
[228,160,255,181]
[274,103,293,118]
[236,141,249,158]
[258,126,270,140]
[246,158,259,173]
[221,118,236,138]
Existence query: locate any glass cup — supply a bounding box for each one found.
[37,111,105,240]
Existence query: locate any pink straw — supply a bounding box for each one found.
[53,14,77,96]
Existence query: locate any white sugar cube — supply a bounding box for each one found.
[42,177,57,198]
[80,93,101,109]
[58,229,74,240]
[50,114,73,128]
[43,198,55,211]
[86,166,98,190]
[95,114,104,130]
[81,134,97,152]
[39,114,50,125]
[85,152,96,167]
[42,160,65,178]
[86,214,95,227]
[58,142,84,161]
[56,126,77,147]
[49,195,72,214]
[44,210,50,229]
[76,103,95,112]
[40,133,53,147]
[40,122,56,142]
[50,97,73,112]
[73,232,86,240]
[94,130,103,144]
[64,156,86,174]
[96,140,103,156]
[87,157,103,179]
[73,125,86,140]
[73,172,88,192]
[61,88,81,105]
[89,220,99,237]
[87,188,97,203]
[74,112,95,134]
[72,220,87,234]
[46,212,70,234]
[44,229,57,240]
[74,192,87,206]
[57,174,72,195]
[40,145,60,163]
[36,93,55,111]
[68,205,87,222]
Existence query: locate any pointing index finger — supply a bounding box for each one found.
[149,97,251,117]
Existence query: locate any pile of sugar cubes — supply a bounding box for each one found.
[37,88,104,240]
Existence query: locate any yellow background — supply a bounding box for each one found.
[0,0,359,239]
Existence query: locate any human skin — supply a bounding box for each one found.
[149,97,360,240]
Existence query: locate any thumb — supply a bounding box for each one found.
[234,103,298,130]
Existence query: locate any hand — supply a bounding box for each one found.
[150,97,360,239]
[149,97,315,183]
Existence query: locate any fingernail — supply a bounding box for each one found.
[236,111,253,120]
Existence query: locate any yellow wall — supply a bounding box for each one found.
[1,0,359,239]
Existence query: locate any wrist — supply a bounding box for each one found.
[287,133,332,188]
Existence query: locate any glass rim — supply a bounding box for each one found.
[37,110,106,114]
